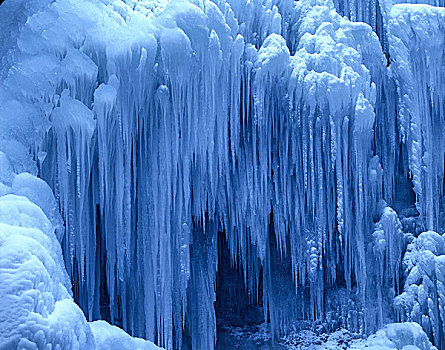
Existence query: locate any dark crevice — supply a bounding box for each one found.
[215,230,263,328]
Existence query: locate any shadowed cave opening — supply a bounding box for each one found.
[213,216,299,349]
[215,230,264,329]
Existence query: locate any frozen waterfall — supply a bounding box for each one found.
[0,0,444,349]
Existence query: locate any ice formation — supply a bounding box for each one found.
[350,322,437,350]
[0,188,94,349]
[0,0,444,349]
[0,169,162,349]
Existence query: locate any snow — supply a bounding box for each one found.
[256,34,290,77]
[0,0,444,349]
[11,172,64,239]
[395,231,445,346]
[0,183,163,349]
[216,322,437,349]
[0,194,94,349]
[90,321,163,350]
[350,323,436,350]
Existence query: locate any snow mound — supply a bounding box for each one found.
[0,194,95,349]
[394,231,445,346]
[90,321,163,350]
[351,322,436,350]
[0,183,163,349]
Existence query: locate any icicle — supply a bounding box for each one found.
[6,0,444,349]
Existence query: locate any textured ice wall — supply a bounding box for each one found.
[389,4,445,232]
[331,0,444,57]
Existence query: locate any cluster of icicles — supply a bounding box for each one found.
[4,0,442,348]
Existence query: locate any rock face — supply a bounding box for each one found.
[0,0,444,349]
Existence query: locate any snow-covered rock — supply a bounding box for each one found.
[0,190,164,349]
[90,321,162,350]
[395,231,445,346]
[0,194,95,349]
[352,322,436,350]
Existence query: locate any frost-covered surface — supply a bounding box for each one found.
[90,321,162,350]
[0,0,445,349]
[0,173,163,349]
[395,231,445,346]
[279,323,436,349]
[332,0,444,40]
[350,323,437,350]
[388,4,445,231]
[216,322,436,349]
[0,190,94,349]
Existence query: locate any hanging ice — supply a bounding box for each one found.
[0,0,444,349]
